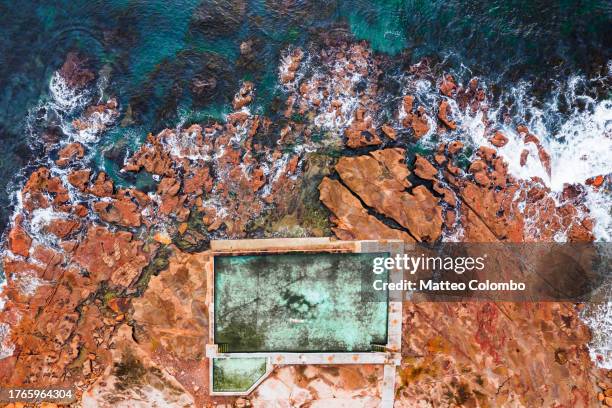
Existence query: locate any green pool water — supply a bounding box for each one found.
[212,357,267,393]
[214,252,389,352]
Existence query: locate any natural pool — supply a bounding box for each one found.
[214,252,389,352]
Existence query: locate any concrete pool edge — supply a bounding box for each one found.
[205,237,404,407]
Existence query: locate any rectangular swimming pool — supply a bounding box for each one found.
[214,251,389,352]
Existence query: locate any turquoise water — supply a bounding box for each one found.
[214,252,389,352]
[212,357,267,392]
[0,0,610,228]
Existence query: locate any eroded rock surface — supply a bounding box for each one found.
[252,365,383,408]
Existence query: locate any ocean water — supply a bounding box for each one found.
[0,0,610,229]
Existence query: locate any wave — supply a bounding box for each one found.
[403,72,612,242]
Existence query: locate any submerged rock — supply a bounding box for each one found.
[58,52,95,89]
[190,0,246,37]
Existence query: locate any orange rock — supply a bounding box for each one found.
[287,155,300,174]
[433,181,457,207]
[477,146,497,162]
[89,172,114,197]
[153,232,172,245]
[56,142,85,167]
[93,197,141,227]
[344,108,382,148]
[401,96,430,139]
[45,219,80,239]
[157,177,181,196]
[411,108,430,139]
[232,82,254,110]
[123,133,174,176]
[438,100,457,130]
[381,124,397,140]
[8,226,32,257]
[74,204,89,218]
[448,141,464,155]
[490,131,508,147]
[524,133,540,145]
[517,124,530,134]
[319,177,415,242]
[434,154,447,165]
[250,167,266,192]
[520,149,529,166]
[403,95,414,113]
[586,175,605,187]
[183,166,213,195]
[538,145,552,177]
[73,226,148,286]
[334,150,442,242]
[469,160,486,173]
[414,155,437,180]
[67,169,91,191]
[439,74,457,96]
[444,208,457,228]
[107,297,130,314]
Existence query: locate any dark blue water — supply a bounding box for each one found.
[0,0,610,229]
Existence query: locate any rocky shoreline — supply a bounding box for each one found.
[0,42,611,407]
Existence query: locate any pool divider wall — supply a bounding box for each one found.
[205,237,405,404]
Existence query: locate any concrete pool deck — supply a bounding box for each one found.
[204,237,404,407]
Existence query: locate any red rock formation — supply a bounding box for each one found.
[8,225,31,257]
[123,133,174,176]
[319,178,415,242]
[89,172,114,197]
[68,169,91,191]
[381,123,397,139]
[45,218,81,239]
[490,131,509,147]
[448,141,464,155]
[586,175,605,188]
[1,41,607,408]
[402,95,430,139]
[56,142,85,167]
[344,107,382,148]
[58,52,95,88]
[438,100,457,130]
[439,74,457,97]
[329,148,443,242]
[280,48,303,83]
[233,81,254,110]
[72,99,119,137]
[93,197,141,228]
[518,125,552,177]
[398,301,600,407]
[414,154,437,180]
[73,226,148,287]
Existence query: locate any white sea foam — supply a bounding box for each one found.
[408,73,612,243]
[28,207,73,249]
[71,105,119,143]
[0,323,14,360]
[48,72,91,113]
[581,276,612,369]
